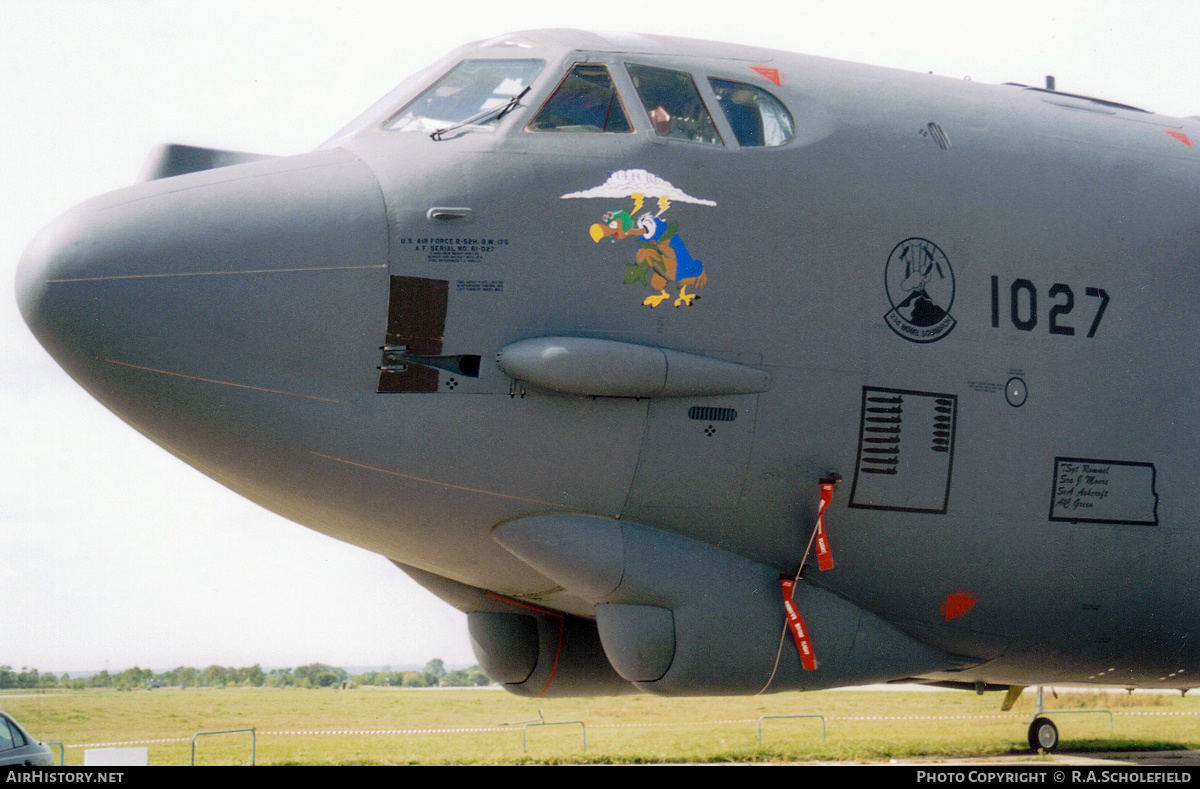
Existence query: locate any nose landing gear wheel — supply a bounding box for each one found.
[1028,716,1058,752]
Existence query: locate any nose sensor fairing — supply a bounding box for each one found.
[17,148,390,499]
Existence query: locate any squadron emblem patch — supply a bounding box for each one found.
[883,238,956,343]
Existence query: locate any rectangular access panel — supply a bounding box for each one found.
[377,275,448,393]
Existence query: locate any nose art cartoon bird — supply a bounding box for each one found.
[561,169,716,308]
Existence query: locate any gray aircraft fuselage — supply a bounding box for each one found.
[17,30,1200,697]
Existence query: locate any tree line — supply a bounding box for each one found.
[0,659,490,691]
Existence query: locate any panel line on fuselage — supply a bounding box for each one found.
[102,359,350,405]
[309,451,573,509]
[45,263,386,283]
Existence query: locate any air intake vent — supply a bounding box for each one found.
[688,406,737,422]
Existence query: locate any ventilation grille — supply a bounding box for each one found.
[688,406,737,422]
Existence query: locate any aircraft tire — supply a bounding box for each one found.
[1027,717,1059,752]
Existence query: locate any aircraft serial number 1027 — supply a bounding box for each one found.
[18,29,1199,753]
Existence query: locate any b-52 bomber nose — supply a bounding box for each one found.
[17,148,390,498]
[18,27,1200,712]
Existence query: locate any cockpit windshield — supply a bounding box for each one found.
[384,59,545,134]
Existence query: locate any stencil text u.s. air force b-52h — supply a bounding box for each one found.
[18,29,1196,753]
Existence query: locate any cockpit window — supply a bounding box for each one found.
[384,59,545,134]
[708,78,794,147]
[625,64,722,145]
[528,64,631,133]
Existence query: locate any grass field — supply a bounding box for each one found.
[2,686,1198,765]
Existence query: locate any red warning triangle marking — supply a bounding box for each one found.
[941,591,978,622]
[1166,130,1193,148]
[751,66,782,86]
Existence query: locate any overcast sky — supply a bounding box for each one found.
[3,0,1198,675]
